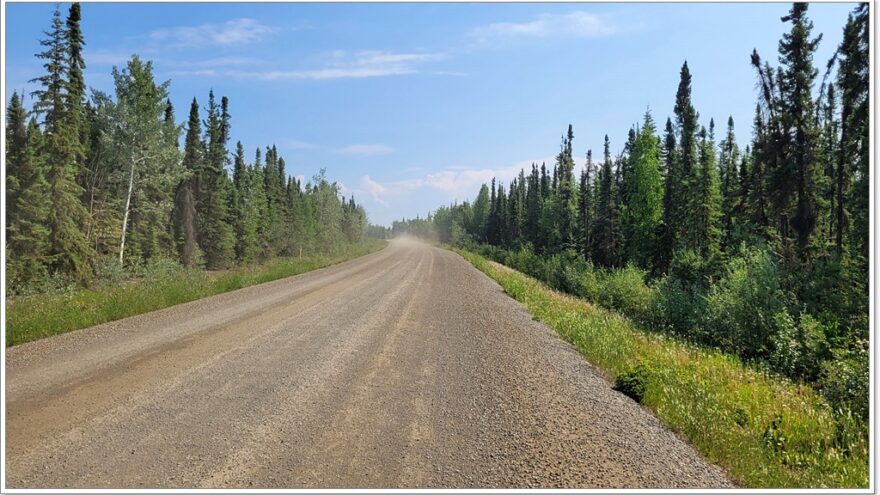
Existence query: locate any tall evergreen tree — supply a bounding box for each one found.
[525,164,542,247]
[690,124,723,255]
[592,135,623,267]
[6,115,52,289]
[657,117,679,271]
[172,98,202,266]
[836,4,869,260]
[198,90,236,268]
[65,2,87,167]
[779,3,822,261]
[718,116,740,250]
[5,92,28,221]
[555,125,578,249]
[578,150,595,258]
[231,141,261,263]
[673,61,700,249]
[31,6,93,280]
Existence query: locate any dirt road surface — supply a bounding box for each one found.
[5,238,733,488]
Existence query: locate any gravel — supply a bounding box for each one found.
[5,239,733,488]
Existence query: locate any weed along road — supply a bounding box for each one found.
[5,238,732,489]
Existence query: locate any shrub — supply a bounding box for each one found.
[93,257,129,285]
[597,264,655,323]
[667,248,721,293]
[820,344,869,421]
[653,277,707,341]
[705,247,786,359]
[770,311,831,382]
[614,364,649,403]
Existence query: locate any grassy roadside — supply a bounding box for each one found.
[6,240,387,347]
[457,249,868,488]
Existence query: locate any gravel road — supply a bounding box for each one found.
[5,238,733,488]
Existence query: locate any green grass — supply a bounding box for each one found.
[457,249,868,489]
[6,240,387,347]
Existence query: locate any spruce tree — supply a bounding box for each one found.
[199,91,236,268]
[673,61,699,248]
[718,116,740,250]
[837,4,869,260]
[232,141,260,263]
[525,164,542,247]
[555,125,578,249]
[657,117,679,272]
[592,135,622,267]
[65,2,87,167]
[31,6,93,281]
[6,92,28,221]
[6,117,52,289]
[690,124,722,256]
[578,150,594,258]
[779,3,822,261]
[172,98,202,266]
[748,104,770,234]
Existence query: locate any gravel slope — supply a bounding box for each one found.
[5,238,733,488]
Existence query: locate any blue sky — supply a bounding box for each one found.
[5,2,857,226]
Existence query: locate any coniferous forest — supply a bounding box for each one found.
[393,3,869,420]
[6,4,369,296]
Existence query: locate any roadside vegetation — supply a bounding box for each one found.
[6,3,383,345]
[6,240,386,346]
[393,3,869,473]
[461,250,867,488]
[6,3,372,298]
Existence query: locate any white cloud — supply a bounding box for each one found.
[260,66,413,80]
[279,138,317,150]
[358,157,554,209]
[432,70,469,77]
[362,175,389,207]
[471,12,616,44]
[150,18,277,48]
[85,50,132,66]
[336,144,394,156]
[167,50,447,81]
[257,50,444,80]
[189,56,263,67]
[168,69,220,78]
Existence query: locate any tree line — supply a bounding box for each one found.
[394,4,869,416]
[6,4,368,293]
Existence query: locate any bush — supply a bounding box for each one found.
[704,247,787,359]
[667,248,721,293]
[770,310,831,382]
[93,257,129,285]
[653,277,707,341]
[614,364,649,403]
[598,264,655,323]
[820,344,869,421]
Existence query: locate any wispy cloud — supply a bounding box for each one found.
[85,50,133,66]
[359,158,559,209]
[336,144,394,156]
[188,56,264,68]
[362,175,389,207]
[279,138,317,150]
[150,18,277,48]
[168,50,447,81]
[471,12,617,44]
